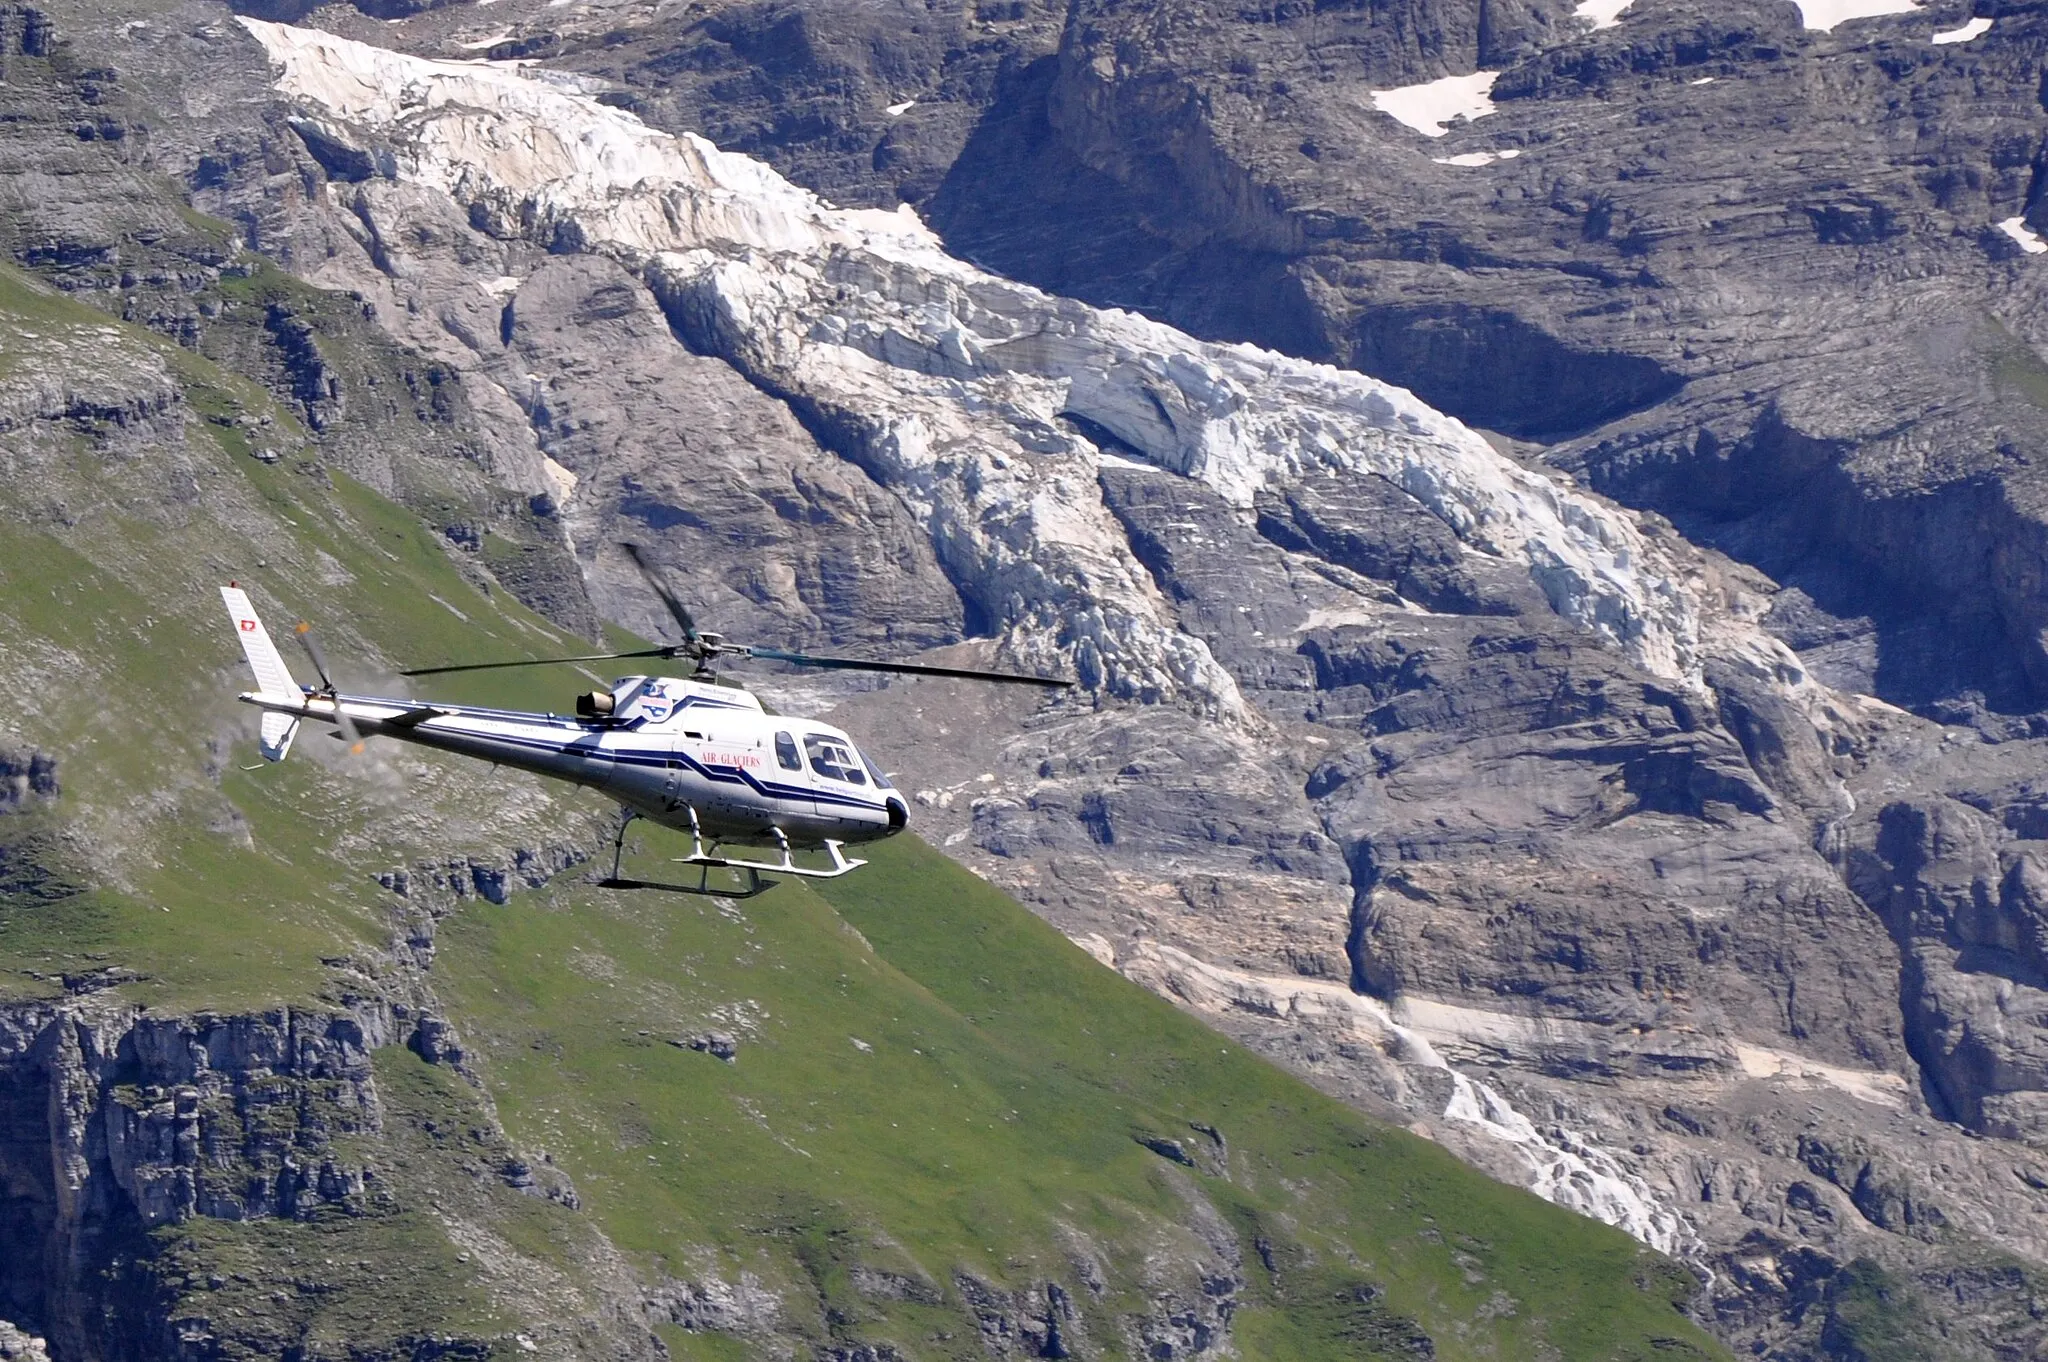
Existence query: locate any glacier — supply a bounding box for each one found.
[235,17,1787,718]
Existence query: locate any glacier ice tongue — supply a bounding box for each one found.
[240,17,1781,705]
[1117,941,1698,1256]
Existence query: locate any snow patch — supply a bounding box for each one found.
[1370,71,1499,138]
[1295,605,1391,632]
[1432,148,1521,166]
[1574,0,1632,29]
[1733,1044,1910,1109]
[1689,76,1717,85]
[1999,217,2048,255]
[885,99,916,116]
[1930,15,1992,41]
[456,31,512,49]
[1791,0,1920,31]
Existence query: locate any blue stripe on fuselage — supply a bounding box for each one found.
[339,692,887,815]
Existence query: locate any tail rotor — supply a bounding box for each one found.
[294,621,366,755]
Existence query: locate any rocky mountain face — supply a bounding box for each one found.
[5,0,2048,1356]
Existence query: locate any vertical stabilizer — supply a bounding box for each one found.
[222,585,304,762]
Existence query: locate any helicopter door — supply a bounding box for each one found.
[771,730,816,818]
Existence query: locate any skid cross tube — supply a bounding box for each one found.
[596,805,867,896]
[672,810,867,880]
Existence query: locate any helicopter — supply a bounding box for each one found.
[222,544,1071,897]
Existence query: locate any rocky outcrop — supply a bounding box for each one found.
[1836,752,2048,1140]
[0,750,56,811]
[0,1321,50,1362]
[0,1002,387,1355]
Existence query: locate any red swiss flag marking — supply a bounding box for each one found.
[240,619,257,632]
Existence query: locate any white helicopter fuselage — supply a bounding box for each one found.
[244,676,909,848]
[224,582,907,862]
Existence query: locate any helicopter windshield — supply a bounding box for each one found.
[858,749,894,790]
[804,733,866,785]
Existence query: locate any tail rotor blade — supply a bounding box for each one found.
[333,706,366,757]
[295,621,365,754]
[743,645,1074,688]
[293,621,336,691]
[621,542,701,647]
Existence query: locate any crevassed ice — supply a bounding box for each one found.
[239,18,1740,701]
[1369,71,1499,138]
[1791,0,1919,32]
[1115,942,1698,1256]
[1440,1075,1696,1255]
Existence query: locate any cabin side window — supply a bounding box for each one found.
[774,731,803,771]
[804,734,867,784]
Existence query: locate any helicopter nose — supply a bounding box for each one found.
[885,797,908,835]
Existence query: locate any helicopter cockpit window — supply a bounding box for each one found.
[774,731,802,771]
[858,749,894,790]
[804,734,867,784]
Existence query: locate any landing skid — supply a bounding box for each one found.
[598,807,867,898]
[599,868,772,899]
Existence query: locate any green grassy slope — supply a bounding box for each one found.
[435,834,1721,1360]
[0,261,612,1011]
[0,256,1725,1359]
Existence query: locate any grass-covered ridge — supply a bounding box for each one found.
[0,255,615,1010]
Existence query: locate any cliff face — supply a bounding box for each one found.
[0,992,659,1361]
[3,1001,382,1356]
[6,0,2048,1356]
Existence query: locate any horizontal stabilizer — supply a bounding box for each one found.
[260,713,301,762]
[383,705,450,728]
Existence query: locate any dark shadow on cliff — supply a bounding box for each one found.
[1581,406,2048,719]
[924,55,1332,362]
[1347,303,1686,443]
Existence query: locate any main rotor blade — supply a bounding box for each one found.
[399,648,675,678]
[620,542,700,647]
[744,646,1074,688]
